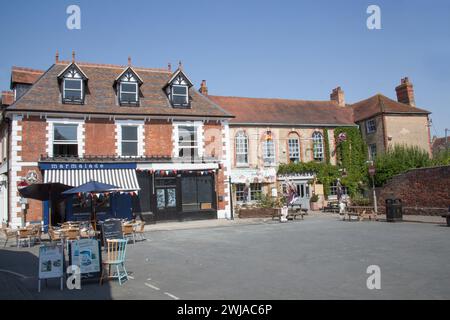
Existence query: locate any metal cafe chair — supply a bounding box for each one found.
[2,224,18,248]
[134,221,146,241]
[122,223,136,244]
[64,228,81,252]
[17,228,32,248]
[100,239,128,286]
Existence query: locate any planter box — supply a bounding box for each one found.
[310,202,321,211]
[238,207,277,219]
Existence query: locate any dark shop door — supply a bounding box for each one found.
[155,177,179,221]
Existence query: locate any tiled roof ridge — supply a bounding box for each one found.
[56,60,171,73]
[208,95,336,104]
[11,66,45,73]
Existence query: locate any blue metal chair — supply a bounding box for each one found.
[100,239,128,285]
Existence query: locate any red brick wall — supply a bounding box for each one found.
[204,122,223,159]
[17,166,43,222]
[144,120,172,157]
[85,119,116,156]
[19,116,46,161]
[377,165,450,215]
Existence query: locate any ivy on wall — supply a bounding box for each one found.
[333,127,368,196]
[278,127,368,198]
[323,129,331,165]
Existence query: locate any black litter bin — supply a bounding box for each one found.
[386,198,403,222]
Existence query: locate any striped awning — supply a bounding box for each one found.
[44,169,140,191]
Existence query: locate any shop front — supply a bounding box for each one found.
[38,162,140,226]
[278,173,315,210]
[231,168,277,204]
[134,163,219,223]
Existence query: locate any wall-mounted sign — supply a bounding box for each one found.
[26,170,39,184]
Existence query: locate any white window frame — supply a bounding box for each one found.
[263,140,275,166]
[288,137,300,163]
[369,144,377,160]
[312,132,324,161]
[120,82,138,104]
[48,119,84,158]
[366,118,377,134]
[120,125,139,157]
[171,85,188,105]
[116,120,145,158]
[173,122,203,160]
[63,78,83,101]
[235,131,249,166]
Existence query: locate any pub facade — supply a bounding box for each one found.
[0,54,233,228]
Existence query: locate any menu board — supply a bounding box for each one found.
[69,239,102,280]
[101,219,123,245]
[39,245,64,280]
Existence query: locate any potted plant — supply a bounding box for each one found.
[310,194,321,211]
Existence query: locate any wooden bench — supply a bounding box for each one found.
[323,202,339,213]
[287,208,306,220]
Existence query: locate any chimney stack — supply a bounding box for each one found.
[199,80,208,95]
[395,77,415,107]
[330,86,345,107]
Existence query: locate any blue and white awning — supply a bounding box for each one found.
[43,168,140,191]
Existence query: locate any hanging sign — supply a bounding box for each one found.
[69,239,102,280]
[38,244,64,292]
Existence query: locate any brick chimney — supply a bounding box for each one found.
[395,77,415,107]
[330,87,345,107]
[199,80,208,96]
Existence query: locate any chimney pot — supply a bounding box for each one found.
[330,86,345,107]
[55,50,59,63]
[128,56,132,66]
[72,50,76,63]
[168,62,172,72]
[199,80,208,96]
[395,77,415,107]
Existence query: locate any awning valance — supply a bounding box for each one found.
[43,169,140,191]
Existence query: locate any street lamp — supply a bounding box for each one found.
[367,160,377,214]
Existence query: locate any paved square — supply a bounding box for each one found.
[1,215,449,300]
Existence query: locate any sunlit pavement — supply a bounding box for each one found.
[1,215,449,300]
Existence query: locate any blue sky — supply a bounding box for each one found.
[0,0,449,136]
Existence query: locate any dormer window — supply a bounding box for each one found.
[120,82,138,104]
[164,68,193,108]
[63,78,83,101]
[171,85,188,105]
[115,67,143,106]
[57,63,88,105]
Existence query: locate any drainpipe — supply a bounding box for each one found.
[229,176,234,220]
[4,115,11,226]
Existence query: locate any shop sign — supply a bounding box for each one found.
[39,162,137,170]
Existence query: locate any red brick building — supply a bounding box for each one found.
[0,55,233,228]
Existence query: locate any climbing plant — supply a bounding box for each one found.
[333,127,368,195]
[323,128,331,165]
[278,127,368,198]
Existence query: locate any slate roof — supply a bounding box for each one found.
[6,61,232,119]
